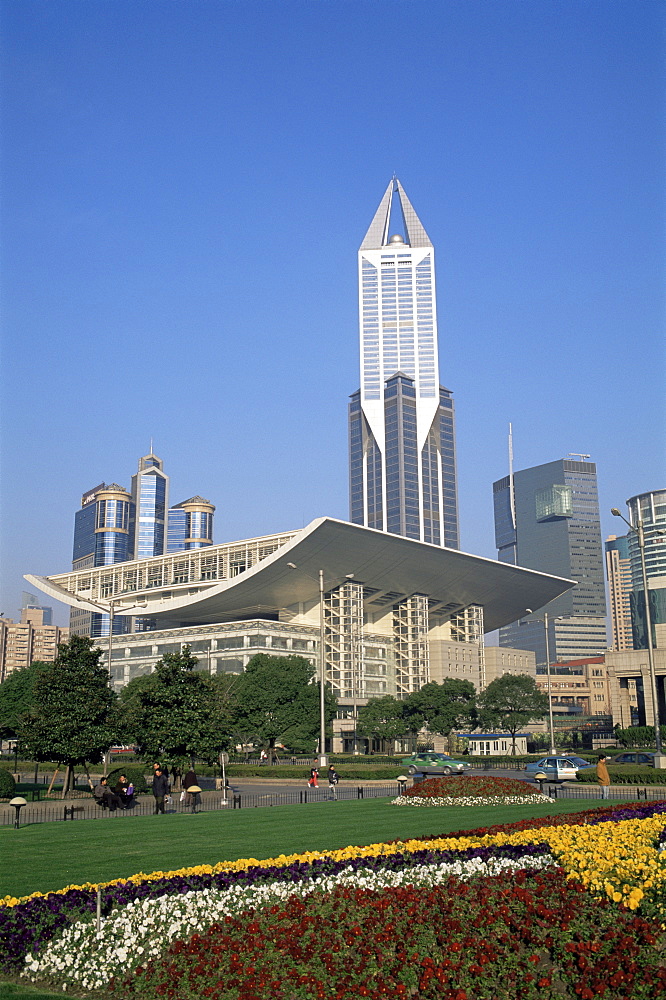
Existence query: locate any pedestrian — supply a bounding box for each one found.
[308,765,319,787]
[153,762,170,786]
[183,767,199,809]
[327,764,339,800]
[152,767,169,814]
[596,754,611,800]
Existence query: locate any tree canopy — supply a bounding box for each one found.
[404,679,477,737]
[17,635,117,792]
[232,653,337,754]
[0,659,52,739]
[478,674,549,754]
[118,646,231,765]
[356,695,408,744]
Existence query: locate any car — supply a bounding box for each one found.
[611,752,656,767]
[525,756,596,783]
[400,751,472,776]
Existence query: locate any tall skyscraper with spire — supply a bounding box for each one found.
[349,178,459,547]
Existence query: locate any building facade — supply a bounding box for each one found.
[130,453,169,560]
[71,482,134,638]
[625,489,666,651]
[493,458,608,665]
[349,178,459,548]
[28,516,574,753]
[0,610,69,682]
[167,497,215,552]
[70,457,215,637]
[605,534,634,651]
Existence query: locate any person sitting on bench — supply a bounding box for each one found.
[114,774,134,808]
[93,778,122,811]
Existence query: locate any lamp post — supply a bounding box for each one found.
[526,609,556,754]
[287,563,354,767]
[611,507,663,759]
[76,595,149,681]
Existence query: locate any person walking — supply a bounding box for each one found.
[308,765,319,788]
[183,768,200,810]
[596,754,611,800]
[327,765,339,800]
[152,767,169,814]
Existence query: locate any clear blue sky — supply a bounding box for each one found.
[1,1,664,626]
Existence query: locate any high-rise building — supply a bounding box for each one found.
[69,456,215,638]
[70,482,133,637]
[349,178,459,547]
[21,591,53,626]
[605,534,634,650]
[0,612,69,682]
[130,452,169,560]
[493,457,608,665]
[167,497,215,552]
[625,489,666,650]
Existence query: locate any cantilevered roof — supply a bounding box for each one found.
[26,517,575,633]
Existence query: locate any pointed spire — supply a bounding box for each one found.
[360,178,432,250]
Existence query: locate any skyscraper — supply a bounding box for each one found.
[167,497,215,552]
[70,482,133,637]
[349,178,459,548]
[625,489,666,650]
[605,534,634,650]
[130,452,169,560]
[493,457,608,665]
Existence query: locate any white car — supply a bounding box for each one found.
[526,756,595,783]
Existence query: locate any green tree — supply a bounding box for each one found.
[232,653,337,755]
[404,680,477,738]
[0,660,52,739]
[478,674,549,755]
[118,646,231,766]
[17,635,116,795]
[356,695,407,747]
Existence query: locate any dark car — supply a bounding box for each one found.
[612,752,655,767]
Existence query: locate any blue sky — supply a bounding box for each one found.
[1,1,664,626]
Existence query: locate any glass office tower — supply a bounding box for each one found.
[626,489,666,650]
[167,497,215,552]
[493,458,608,665]
[71,482,133,637]
[130,453,169,560]
[349,178,459,548]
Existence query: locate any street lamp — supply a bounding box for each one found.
[287,563,354,767]
[525,609,556,754]
[611,507,664,759]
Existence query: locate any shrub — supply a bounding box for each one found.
[576,765,666,785]
[104,766,149,793]
[0,768,16,797]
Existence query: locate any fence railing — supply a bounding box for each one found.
[0,783,403,827]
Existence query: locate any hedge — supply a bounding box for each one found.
[226,764,406,780]
[576,765,666,785]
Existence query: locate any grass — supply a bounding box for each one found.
[0,794,609,900]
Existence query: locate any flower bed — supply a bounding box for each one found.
[393,774,550,806]
[4,794,666,998]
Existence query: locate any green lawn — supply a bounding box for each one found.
[0,794,608,900]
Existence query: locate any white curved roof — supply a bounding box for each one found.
[26,517,575,633]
